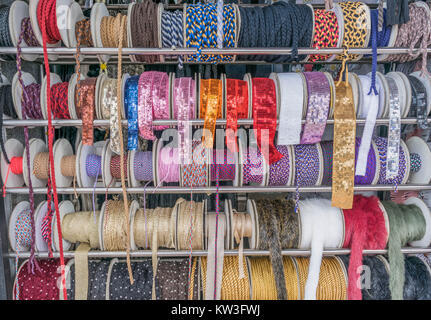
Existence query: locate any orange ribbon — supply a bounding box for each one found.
[200,79,222,149]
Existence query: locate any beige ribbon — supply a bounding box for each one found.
[232,211,252,279]
[74,243,91,300]
[205,213,225,300]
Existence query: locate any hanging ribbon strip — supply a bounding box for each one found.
[300,72,331,144]
[225,79,248,153]
[200,79,222,149]
[386,77,401,180]
[332,69,356,209]
[356,75,379,176]
[77,78,96,146]
[252,78,283,165]
[174,77,195,165]
[109,78,121,154]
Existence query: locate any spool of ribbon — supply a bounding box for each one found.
[210,149,235,182]
[138,71,170,141]
[75,78,97,146]
[200,79,222,149]
[242,147,264,186]
[252,78,283,165]
[125,75,139,150]
[225,79,248,153]
[181,141,208,188]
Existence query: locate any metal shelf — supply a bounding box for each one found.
[5,247,431,259]
[4,185,431,194]
[3,118,429,128]
[2,47,430,55]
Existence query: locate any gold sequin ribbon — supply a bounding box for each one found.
[200,79,222,149]
[337,1,369,61]
[332,52,356,209]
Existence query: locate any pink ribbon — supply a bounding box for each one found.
[174,77,195,165]
[138,71,170,140]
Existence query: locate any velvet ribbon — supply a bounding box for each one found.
[252,78,283,165]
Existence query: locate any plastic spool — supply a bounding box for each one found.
[90,2,110,63]
[121,73,130,119]
[102,139,125,188]
[66,1,84,48]
[40,72,62,120]
[34,200,52,252]
[324,72,336,119]
[328,3,344,62]
[246,199,259,250]
[168,72,174,119]
[348,73,360,116]
[76,140,106,188]
[157,3,164,63]
[55,0,73,48]
[376,71,390,118]
[386,72,409,118]
[225,199,257,251]
[300,73,308,119]
[28,0,60,60]
[128,150,153,188]
[11,71,36,120]
[220,73,226,119]
[128,200,140,251]
[400,139,411,185]
[370,140,381,185]
[95,72,107,120]
[51,200,74,252]
[52,138,74,188]
[23,138,47,188]
[315,142,324,186]
[126,2,135,62]
[8,201,30,252]
[397,72,412,118]
[204,205,229,250]
[406,136,431,184]
[404,197,431,248]
[9,1,38,61]
[67,73,84,119]
[1,139,25,188]
[269,73,281,117]
[243,73,253,118]
[410,71,431,115]
[359,3,372,62]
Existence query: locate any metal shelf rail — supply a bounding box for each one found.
[6,247,431,259]
[2,118,430,127]
[4,185,431,194]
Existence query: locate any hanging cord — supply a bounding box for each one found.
[38,0,67,299]
[114,14,133,285]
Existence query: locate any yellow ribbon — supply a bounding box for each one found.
[332,48,356,209]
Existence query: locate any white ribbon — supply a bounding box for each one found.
[356,75,379,176]
[277,73,304,145]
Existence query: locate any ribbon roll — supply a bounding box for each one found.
[200,79,222,149]
[225,79,248,153]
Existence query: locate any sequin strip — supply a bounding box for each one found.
[126,76,139,150]
[300,72,331,144]
[386,76,401,180]
[77,78,96,146]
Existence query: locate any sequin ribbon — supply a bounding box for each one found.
[332,67,356,209]
[174,77,195,165]
[252,78,283,165]
[386,76,401,179]
[125,76,139,150]
[200,79,222,149]
[300,72,331,144]
[225,79,248,153]
[138,71,170,140]
[76,78,96,146]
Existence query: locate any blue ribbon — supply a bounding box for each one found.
[125,76,139,150]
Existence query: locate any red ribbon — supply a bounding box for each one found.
[252,78,283,165]
[226,79,248,153]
